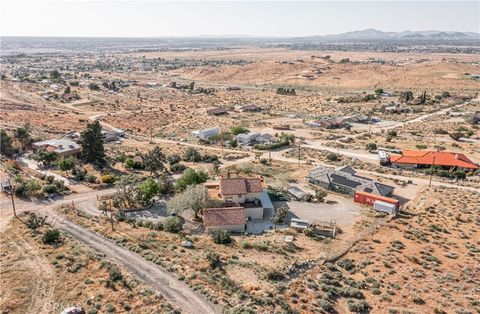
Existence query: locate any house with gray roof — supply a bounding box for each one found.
[32,139,81,158]
[307,166,394,197]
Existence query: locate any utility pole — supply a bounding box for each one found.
[297,139,302,166]
[8,179,17,219]
[109,199,115,232]
[429,156,436,188]
[220,131,224,158]
[268,139,272,165]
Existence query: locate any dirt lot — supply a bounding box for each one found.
[0,216,177,314]
[281,187,480,314]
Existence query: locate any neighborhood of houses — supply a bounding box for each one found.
[21,129,478,237]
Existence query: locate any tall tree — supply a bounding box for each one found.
[0,129,14,156]
[57,157,77,176]
[166,184,209,219]
[37,148,57,167]
[14,124,33,150]
[80,120,106,167]
[143,146,165,176]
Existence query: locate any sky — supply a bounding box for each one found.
[1,1,479,37]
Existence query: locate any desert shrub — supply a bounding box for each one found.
[43,184,58,194]
[201,154,219,163]
[326,153,339,161]
[183,147,202,162]
[365,143,377,151]
[240,240,252,249]
[449,132,464,141]
[337,259,355,271]
[416,144,427,150]
[170,163,186,172]
[253,242,269,251]
[211,230,232,244]
[101,174,116,184]
[167,154,182,165]
[25,213,47,229]
[231,126,249,135]
[266,270,285,282]
[347,299,370,312]
[43,229,61,244]
[387,130,397,137]
[164,216,184,233]
[86,174,97,183]
[433,128,448,134]
[205,251,221,269]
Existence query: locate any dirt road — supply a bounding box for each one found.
[1,188,219,314]
[51,216,219,314]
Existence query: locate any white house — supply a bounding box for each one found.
[198,127,220,140]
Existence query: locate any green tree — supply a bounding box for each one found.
[143,146,165,175]
[167,184,208,219]
[0,129,14,156]
[136,177,161,205]
[279,132,295,144]
[365,143,377,151]
[37,148,57,167]
[57,157,77,175]
[80,120,106,167]
[113,175,140,209]
[64,86,71,95]
[374,88,384,95]
[271,205,288,225]
[175,168,208,190]
[315,189,328,202]
[49,70,61,82]
[13,124,32,150]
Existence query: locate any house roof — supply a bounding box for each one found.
[308,166,394,197]
[33,139,81,154]
[219,178,263,195]
[207,107,228,115]
[203,207,245,227]
[390,150,478,169]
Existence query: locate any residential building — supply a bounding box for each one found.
[239,104,262,112]
[389,150,479,170]
[235,132,277,146]
[305,117,347,129]
[32,139,81,158]
[307,166,394,196]
[205,177,273,221]
[207,107,228,116]
[197,127,220,140]
[203,207,246,233]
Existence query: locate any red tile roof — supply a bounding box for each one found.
[203,207,245,227]
[390,150,478,169]
[219,178,263,195]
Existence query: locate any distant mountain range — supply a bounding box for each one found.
[310,28,480,40]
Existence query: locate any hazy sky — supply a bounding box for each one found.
[1,1,479,37]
